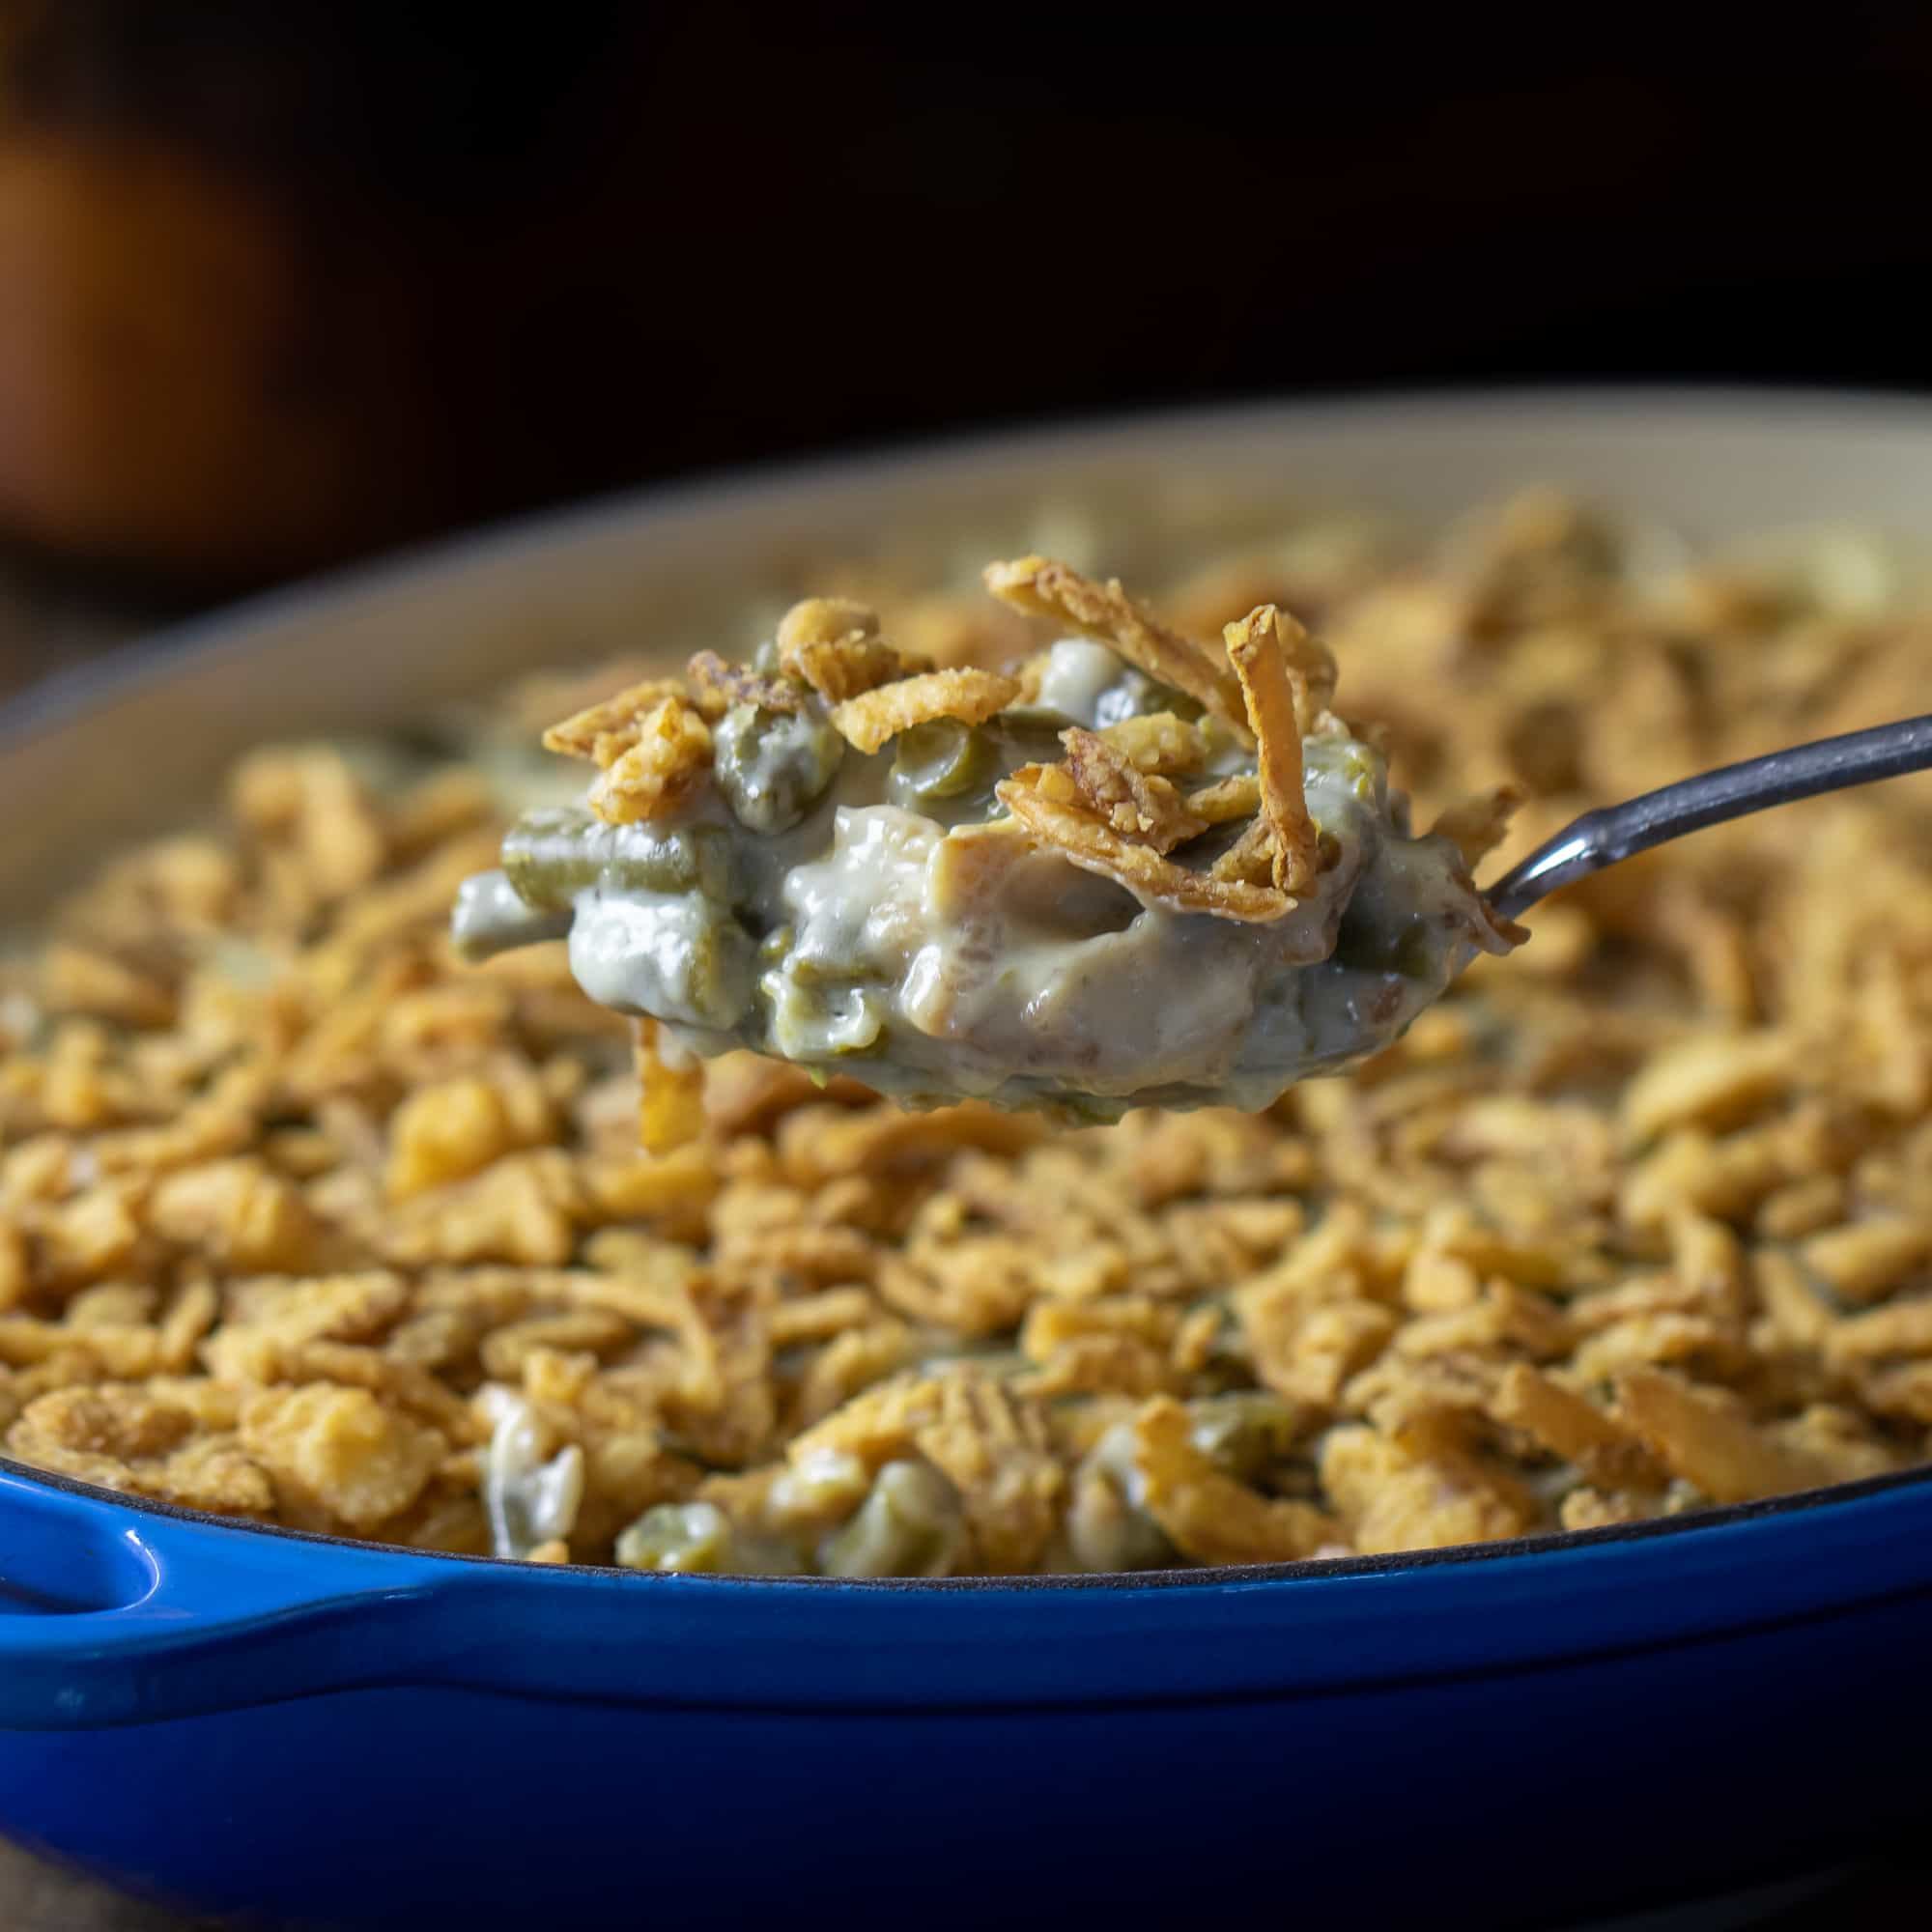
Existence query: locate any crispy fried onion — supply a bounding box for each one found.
[685,649,806,716]
[1097,711,1213,779]
[1059,727,1208,854]
[634,1018,706,1155]
[983,555,1251,735]
[1224,605,1320,895]
[775,598,929,703]
[1131,1395,1335,1564]
[1208,815,1277,887]
[541,678,694,764]
[829,668,1018,754]
[1267,603,1339,728]
[1429,783,1527,868]
[1183,772,1262,825]
[585,696,714,826]
[996,764,1291,923]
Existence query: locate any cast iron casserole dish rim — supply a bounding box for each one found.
[6,380,1932,1603]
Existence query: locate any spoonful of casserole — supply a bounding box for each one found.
[452,557,1520,1122]
[451,554,1932,1128]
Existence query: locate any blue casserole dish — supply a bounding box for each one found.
[3,1462,1930,1929]
[3,391,1930,1931]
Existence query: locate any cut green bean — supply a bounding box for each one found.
[501,809,730,909]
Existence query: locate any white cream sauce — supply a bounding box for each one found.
[479,1386,585,1559]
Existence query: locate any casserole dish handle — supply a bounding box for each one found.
[0,1465,452,1730]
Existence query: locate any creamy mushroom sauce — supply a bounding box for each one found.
[454,639,1504,1118]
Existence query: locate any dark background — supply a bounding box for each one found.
[2,2,1930,602]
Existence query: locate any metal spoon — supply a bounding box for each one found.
[1484,713,1932,923]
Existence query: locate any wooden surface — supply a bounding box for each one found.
[0,1838,216,1930]
[1,1832,1930,1932]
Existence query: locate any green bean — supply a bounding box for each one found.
[1331,907,1437,979]
[501,808,730,909]
[888,715,1066,822]
[1187,1393,1304,1483]
[451,868,572,961]
[676,901,760,1031]
[1094,667,1191,726]
[888,720,1002,809]
[1305,735,1383,804]
[616,1500,733,1572]
[1065,1423,1174,1573]
[615,1500,797,1575]
[818,1459,968,1577]
[713,703,844,835]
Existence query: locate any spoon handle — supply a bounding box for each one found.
[1484,712,1932,923]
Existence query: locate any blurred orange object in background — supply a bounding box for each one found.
[0,3,659,597]
[0,129,438,585]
